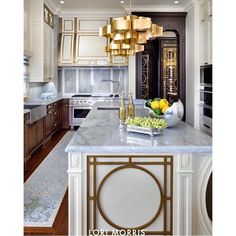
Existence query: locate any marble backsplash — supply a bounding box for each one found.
[24,66,128,99]
[24,81,57,99]
[59,67,128,95]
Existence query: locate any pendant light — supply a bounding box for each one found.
[99,0,163,57]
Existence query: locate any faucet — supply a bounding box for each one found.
[112,93,120,98]
[113,91,129,98]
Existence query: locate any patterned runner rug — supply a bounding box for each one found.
[24,131,74,227]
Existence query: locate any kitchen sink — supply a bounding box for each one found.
[24,104,47,124]
[97,107,119,110]
[24,104,43,110]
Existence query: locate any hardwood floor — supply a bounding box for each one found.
[24,129,69,236]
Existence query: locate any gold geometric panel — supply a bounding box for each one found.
[97,166,163,229]
[87,155,173,235]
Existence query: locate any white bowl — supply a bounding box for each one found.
[144,100,184,127]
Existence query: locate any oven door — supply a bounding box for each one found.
[72,107,91,126]
[200,88,212,106]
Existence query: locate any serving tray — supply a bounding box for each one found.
[125,125,163,137]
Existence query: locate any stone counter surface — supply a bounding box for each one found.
[24,95,68,106]
[65,101,212,154]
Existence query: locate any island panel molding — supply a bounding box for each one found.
[86,155,173,235]
[68,152,84,236]
[180,153,192,170]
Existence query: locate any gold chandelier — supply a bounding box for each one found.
[99,0,163,57]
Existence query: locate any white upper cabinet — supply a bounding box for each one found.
[62,18,75,33]
[24,0,31,54]
[75,34,108,66]
[111,55,128,66]
[59,33,75,65]
[29,0,55,82]
[59,17,75,65]
[58,17,128,66]
[199,0,212,66]
[77,19,108,33]
[75,18,109,66]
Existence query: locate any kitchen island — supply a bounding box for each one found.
[65,101,212,236]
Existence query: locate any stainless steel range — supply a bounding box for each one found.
[69,94,115,129]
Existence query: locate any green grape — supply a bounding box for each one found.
[125,117,167,129]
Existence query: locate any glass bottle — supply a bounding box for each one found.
[127,92,135,118]
[119,95,126,125]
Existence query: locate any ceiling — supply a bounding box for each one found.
[50,0,191,11]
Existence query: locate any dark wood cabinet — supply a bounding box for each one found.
[35,118,44,145]
[62,99,69,129]
[24,115,45,161]
[24,99,68,167]
[45,104,53,138]
[45,100,63,138]
[24,113,30,158]
[57,100,62,128]
[27,122,37,153]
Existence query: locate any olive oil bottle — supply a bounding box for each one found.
[127,92,135,118]
[119,95,126,124]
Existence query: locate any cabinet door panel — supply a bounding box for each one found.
[207,17,212,64]
[27,124,36,153]
[60,34,74,64]
[43,24,49,80]
[36,119,44,145]
[77,19,108,32]
[62,18,75,32]
[76,35,107,58]
[45,112,52,137]
[200,21,208,65]
[48,26,54,80]
[24,114,29,157]
[62,99,69,129]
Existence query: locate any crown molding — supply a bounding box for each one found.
[57,9,125,18]
[184,1,194,12]
[123,4,185,13]
[44,0,57,14]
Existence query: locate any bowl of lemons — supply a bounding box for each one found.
[144,98,184,127]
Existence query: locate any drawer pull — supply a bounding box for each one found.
[203,124,210,129]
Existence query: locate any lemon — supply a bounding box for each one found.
[151,101,160,110]
[159,99,169,109]
[162,105,169,114]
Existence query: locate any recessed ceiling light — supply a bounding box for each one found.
[174,0,179,4]
[60,0,64,4]
[120,0,124,4]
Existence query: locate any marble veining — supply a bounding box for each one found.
[65,102,212,154]
[24,131,75,227]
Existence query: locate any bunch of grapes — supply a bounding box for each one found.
[126,117,167,129]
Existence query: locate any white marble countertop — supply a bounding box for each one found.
[65,101,212,154]
[24,95,69,106]
[24,109,30,114]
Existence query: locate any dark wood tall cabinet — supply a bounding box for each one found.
[135,12,187,120]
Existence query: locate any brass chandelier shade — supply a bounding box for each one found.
[99,1,163,57]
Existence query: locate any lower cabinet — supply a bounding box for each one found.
[45,104,53,137]
[24,115,45,161]
[62,99,69,129]
[24,99,70,168]
[45,100,63,139]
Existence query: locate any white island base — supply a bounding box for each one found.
[67,152,212,236]
[66,103,212,236]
